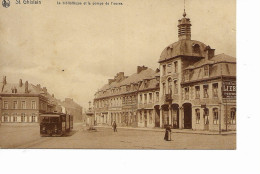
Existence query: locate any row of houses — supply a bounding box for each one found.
[93,11,236,131]
[0,76,83,125]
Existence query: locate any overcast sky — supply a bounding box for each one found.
[0,0,235,109]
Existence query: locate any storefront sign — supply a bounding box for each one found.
[222,81,236,99]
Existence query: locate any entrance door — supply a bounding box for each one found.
[155,108,160,127]
[204,108,209,130]
[183,103,192,129]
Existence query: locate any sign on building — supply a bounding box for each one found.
[222,81,236,99]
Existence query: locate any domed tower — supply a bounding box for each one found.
[178,10,192,40]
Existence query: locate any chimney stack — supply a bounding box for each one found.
[25,81,29,93]
[42,87,47,93]
[19,79,23,87]
[137,66,148,74]
[3,76,7,85]
[204,46,215,60]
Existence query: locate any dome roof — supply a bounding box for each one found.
[159,39,209,62]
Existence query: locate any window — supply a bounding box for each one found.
[167,63,172,73]
[185,70,189,81]
[21,113,26,122]
[139,95,142,103]
[21,101,26,109]
[13,101,18,109]
[195,86,200,99]
[168,78,172,94]
[12,113,18,122]
[3,101,8,109]
[195,109,200,124]
[193,44,200,53]
[203,85,209,98]
[31,101,36,109]
[162,83,166,95]
[213,83,218,97]
[231,108,236,124]
[213,108,219,125]
[149,93,152,103]
[204,65,209,76]
[174,61,178,73]
[144,94,147,104]
[4,113,8,122]
[185,87,189,100]
[174,80,178,94]
[163,65,166,75]
[32,114,36,122]
[156,92,159,102]
[12,88,17,93]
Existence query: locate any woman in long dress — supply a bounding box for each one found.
[164,125,171,141]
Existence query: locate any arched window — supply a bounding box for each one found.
[213,108,219,125]
[203,108,209,125]
[193,44,200,53]
[174,80,178,94]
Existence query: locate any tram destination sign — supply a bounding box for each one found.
[222,81,236,99]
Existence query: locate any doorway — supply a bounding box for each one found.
[183,103,192,129]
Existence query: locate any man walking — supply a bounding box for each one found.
[112,120,117,132]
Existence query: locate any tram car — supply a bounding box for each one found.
[39,112,73,136]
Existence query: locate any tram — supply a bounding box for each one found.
[39,112,73,136]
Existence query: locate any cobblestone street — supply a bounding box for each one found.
[0,124,236,149]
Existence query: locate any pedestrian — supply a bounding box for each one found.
[164,125,171,141]
[112,120,117,132]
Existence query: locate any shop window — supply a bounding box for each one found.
[195,86,200,99]
[231,108,236,124]
[174,80,178,94]
[185,87,189,100]
[196,109,200,124]
[213,108,219,125]
[13,101,18,109]
[203,85,209,98]
[213,83,218,97]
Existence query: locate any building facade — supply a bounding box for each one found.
[94,66,160,128]
[93,11,236,131]
[61,98,83,123]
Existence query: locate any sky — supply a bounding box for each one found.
[0,0,236,109]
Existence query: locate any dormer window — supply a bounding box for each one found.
[184,70,190,81]
[204,65,209,77]
[193,44,200,53]
[11,88,17,93]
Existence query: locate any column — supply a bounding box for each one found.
[160,107,163,128]
[169,105,172,126]
[179,107,183,129]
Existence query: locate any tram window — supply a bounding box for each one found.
[41,117,49,123]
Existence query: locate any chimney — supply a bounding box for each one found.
[19,79,23,87]
[3,76,7,85]
[137,66,148,74]
[25,81,29,93]
[42,87,47,93]
[36,84,41,89]
[204,46,215,60]
[108,79,114,85]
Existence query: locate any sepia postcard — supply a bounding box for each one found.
[0,0,236,149]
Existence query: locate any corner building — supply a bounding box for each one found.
[158,12,236,131]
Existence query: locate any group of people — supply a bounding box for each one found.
[111,121,172,141]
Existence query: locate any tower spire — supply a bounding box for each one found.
[178,0,191,40]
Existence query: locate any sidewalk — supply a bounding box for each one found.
[93,125,236,135]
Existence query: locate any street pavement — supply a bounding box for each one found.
[0,123,236,149]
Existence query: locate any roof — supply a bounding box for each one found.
[1,82,42,95]
[159,39,208,62]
